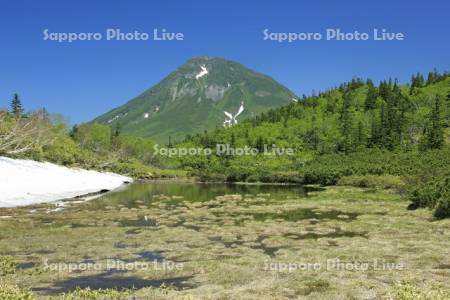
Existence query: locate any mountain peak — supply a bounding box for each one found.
[93,57,296,142]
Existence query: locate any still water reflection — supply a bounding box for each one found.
[83,181,321,209]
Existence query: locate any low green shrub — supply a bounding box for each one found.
[0,256,17,276]
[434,197,450,219]
[300,148,450,186]
[108,160,155,179]
[0,283,34,300]
[48,287,130,300]
[338,175,405,190]
[393,282,450,300]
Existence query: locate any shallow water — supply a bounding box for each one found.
[81,181,321,209]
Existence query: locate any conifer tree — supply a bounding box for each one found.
[426,96,444,149]
[230,132,236,147]
[114,122,121,137]
[40,107,49,121]
[410,73,424,94]
[70,125,78,138]
[340,93,353,153]
[10,93,23,118]
[379,101,389,148]
[368,112,381,147]
[356,120,365,148]
[255,136,265,152]
[364,80,378,110]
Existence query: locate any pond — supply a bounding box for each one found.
[81,181,323,210]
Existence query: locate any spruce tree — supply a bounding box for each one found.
[230,132,236,147]
[369,112,381,147]
[379,80,392,100]
[340,93,353,153]
[417,73,425,87]
[10,93,23,118]
[392,83,404,146]
[255,136,265,152]
[70,125,78,138]
[364,81,378,110]
[426,96,444,149]
[114,122,121,137]
[41,107,49,121]
[426,69,441,85]
[379,102,389,148]
[356,120,365,148]
[409,73,424,94]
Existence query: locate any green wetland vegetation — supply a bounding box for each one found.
[1,69,450,299]
[1,182,450,299]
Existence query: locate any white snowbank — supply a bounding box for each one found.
[0,156,132,208]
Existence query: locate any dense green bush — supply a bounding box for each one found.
[42,136,91,165]
[113,135,157,164]
[409,174,450,219]
[73,123,112,152]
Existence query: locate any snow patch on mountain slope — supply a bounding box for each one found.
[0,156,132,207]
[195,65,208,79]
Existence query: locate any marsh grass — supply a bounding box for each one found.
[0,184,449,299]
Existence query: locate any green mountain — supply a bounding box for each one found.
[93,57,296,142]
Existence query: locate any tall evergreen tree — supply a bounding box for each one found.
[378,80,392,100]
[10,93,23,118]
[255,136,265,152]
[368,111,381,147]
[364,80,378,111]
[70,125,78,138]
[356,120,365,148]
[114,122,122,137]
[325,95,336,114]
[426,96,444,149]
[379,101,389,148]
[409,73,425,95]
[426,69,439,85]
[40,107,49,121]
[230,132,236,147]
[340,93,353,153]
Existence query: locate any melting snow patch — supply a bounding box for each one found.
[195,65,208,79]
[0,156,132,208]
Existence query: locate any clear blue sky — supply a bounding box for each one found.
[0,0,449,124]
